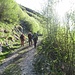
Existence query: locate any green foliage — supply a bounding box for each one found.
[33,0,75,74]
[0,0,25,23]
[0,0,45,33]
[20,13,44,33]
[34,25,75,75]
[20,5,46,33]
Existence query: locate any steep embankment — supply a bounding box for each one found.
[0,0,26,44]
[0,0,45,45]
[0,0,43,42]
[20,5,45,33]
[0,0,46,62]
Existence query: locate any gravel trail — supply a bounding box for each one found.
[19,46,36,75]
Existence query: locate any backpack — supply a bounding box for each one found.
[20,34,25,41]
[33,33,38,40]
[28,33,32,39]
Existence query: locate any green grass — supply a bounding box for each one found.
[0,40,21,62]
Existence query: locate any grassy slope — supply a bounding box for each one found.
[20,5,45,33]
[0,0,46,62]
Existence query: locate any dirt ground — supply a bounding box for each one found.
[0,41,40,75]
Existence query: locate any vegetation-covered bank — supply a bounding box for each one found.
[34,27,75,75]
[34,0,75,75]
[0,0,45,42]
[0,0,46,62]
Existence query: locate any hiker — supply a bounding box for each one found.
[20,33,25,46]
[28,31,32,46]
[32,32,38,48]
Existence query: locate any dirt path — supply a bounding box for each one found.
[18,46,36,75]
[0,39,41,75]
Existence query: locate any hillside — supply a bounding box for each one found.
[0,0,45,44]
[19,5,45,33]
[0,0,46,61]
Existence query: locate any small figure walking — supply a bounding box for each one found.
[28,31,32,46]
[20,33,25,46]
[33,33,38,48]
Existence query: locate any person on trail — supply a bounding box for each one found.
[28,31,32,46]
[20,33,25,46]
[32,32,38,48]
